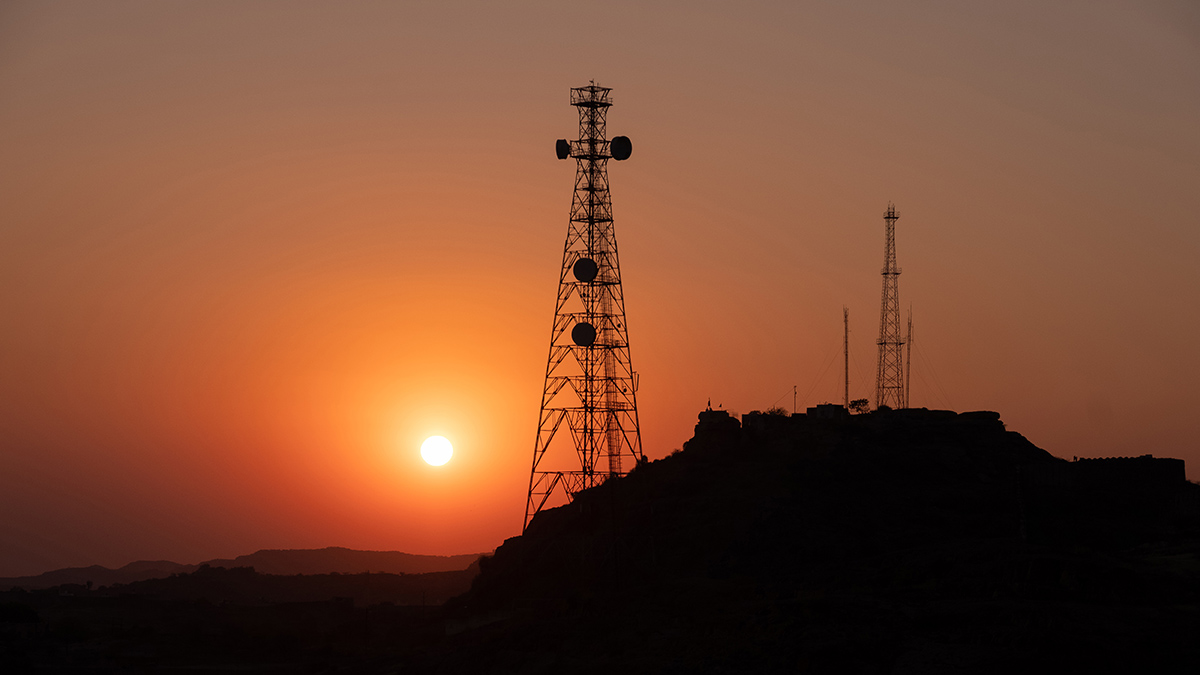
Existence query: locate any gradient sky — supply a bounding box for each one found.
[2,1,1198,577]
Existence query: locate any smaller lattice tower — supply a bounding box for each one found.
[875,203,906,409]
[525,83,643,531]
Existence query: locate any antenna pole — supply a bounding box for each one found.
[905,307,913,408]
[843,306,850,408]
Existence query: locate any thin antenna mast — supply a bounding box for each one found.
[905,308,913,408]
[843,306,850,408]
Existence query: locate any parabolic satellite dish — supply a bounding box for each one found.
[571,322,597,347]
[610,136,632,161]
[573,257,598,282]
[556,139,571,160]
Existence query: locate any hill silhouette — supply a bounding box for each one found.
[202,546,482,577]
[0,547,482,591]
[0,560,194,592]
[435,407,1200,673]
[3,408,1198,672]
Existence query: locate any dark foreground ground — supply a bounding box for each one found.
[4,408,1199,673]
[0,565,476,672]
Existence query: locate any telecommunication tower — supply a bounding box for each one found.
[525,83,643,531]
[875,203,907,409]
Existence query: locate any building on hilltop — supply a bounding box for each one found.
[1072,455,1185,487]
[806,403,849,421]
[696,405,740,435]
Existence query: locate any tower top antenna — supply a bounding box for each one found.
[570,84,612,107]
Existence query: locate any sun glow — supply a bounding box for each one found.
[420,436,453,466]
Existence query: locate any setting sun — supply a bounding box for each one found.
[420,436,453,466]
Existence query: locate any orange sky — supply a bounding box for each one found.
[2,1,1198,577]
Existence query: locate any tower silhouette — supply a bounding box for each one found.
[875,203,906,409]
[525,84,643,531]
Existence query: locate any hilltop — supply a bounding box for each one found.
[434,407,1200,673]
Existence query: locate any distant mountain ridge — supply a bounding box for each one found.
[0,547,483,590]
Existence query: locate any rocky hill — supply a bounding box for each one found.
[433,407,1200,673]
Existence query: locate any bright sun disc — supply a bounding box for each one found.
[420,436,453,466]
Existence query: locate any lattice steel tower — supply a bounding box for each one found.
[875,203,907,409]
[525,83,643,531]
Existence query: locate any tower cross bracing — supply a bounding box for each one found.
[525,84,643,531]
[875,203,907,409]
